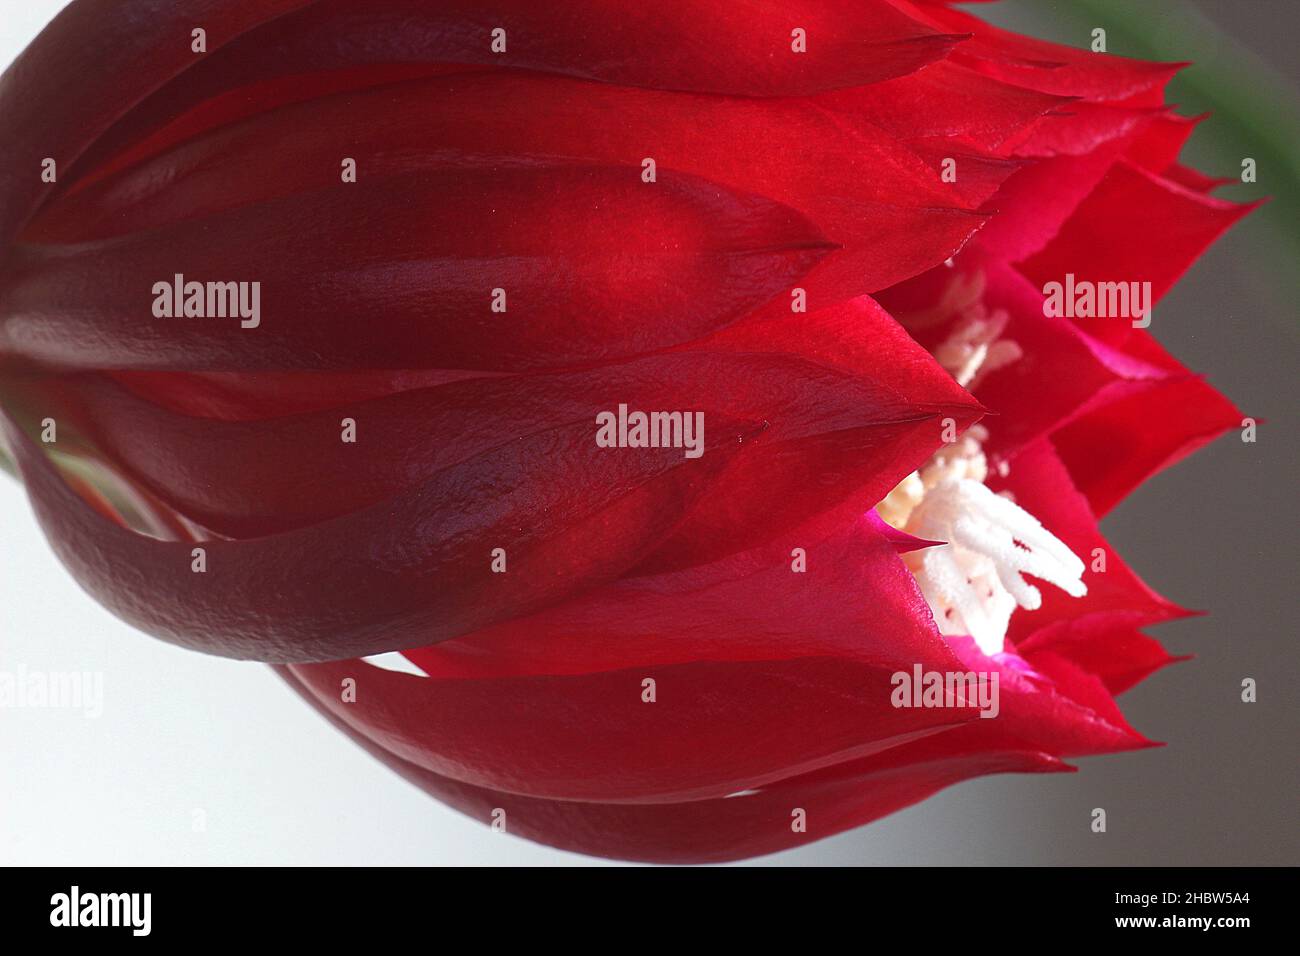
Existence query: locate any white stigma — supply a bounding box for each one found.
[879,280,1086,656]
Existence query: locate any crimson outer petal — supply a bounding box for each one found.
[16,69,985,311]
[0,0,317,250]
[59,0,966,146]
[288,511,975,803]
[280,664,1067,865]
[0,296,978,660]
[5,165,835,371]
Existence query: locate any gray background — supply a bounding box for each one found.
[0,1,1295,865]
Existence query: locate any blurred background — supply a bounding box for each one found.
[1,0,1296,865]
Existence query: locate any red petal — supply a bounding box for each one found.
[1050,374,1243,516]
[903,141,1026,207]
[812,60,1064,152]
[13,293,977,542]
[1005,104,1162,158]
[975,115,1153,262]
[1124,112,1204,175]
[6,165,832,372]
[1021,627,1187,695]
[106,369,505,421]
[906,2,1183,104]
[877,258,1170,462]
[990,438,1188,645]
[293,512,972,803]
[1164,163,1234,194]
[0,0,315,250]
[1014,649,1156,748]
[961,259,1169,456]
[25,71,982,301]
[0,298,975,655]
[0,393,746,659]
[280,665,1067,863]
[941,636,1154,756]
[635,296,983,570]
[64,0,966,161]
[1018,160,1257,348]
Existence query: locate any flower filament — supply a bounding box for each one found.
[879,283,1086,655]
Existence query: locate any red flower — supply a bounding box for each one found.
[0,0,1252,862]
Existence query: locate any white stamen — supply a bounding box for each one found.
[933,303,1023,391]
[904,478,1086,656]
[878,272,1084,655]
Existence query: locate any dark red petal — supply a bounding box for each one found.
[402,512,952,680]
[1,301,977,655]
[107,369,505,421]
[5,165,831,372]
[280,665,1067,863]
[12,293,978,541]
[293,655,972,805]
[0,0,314,250]
[63,63,486,190]
[24,71,982,301]
[31,0,970,195]
[61,0,966,168]
[0,395,745,660]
